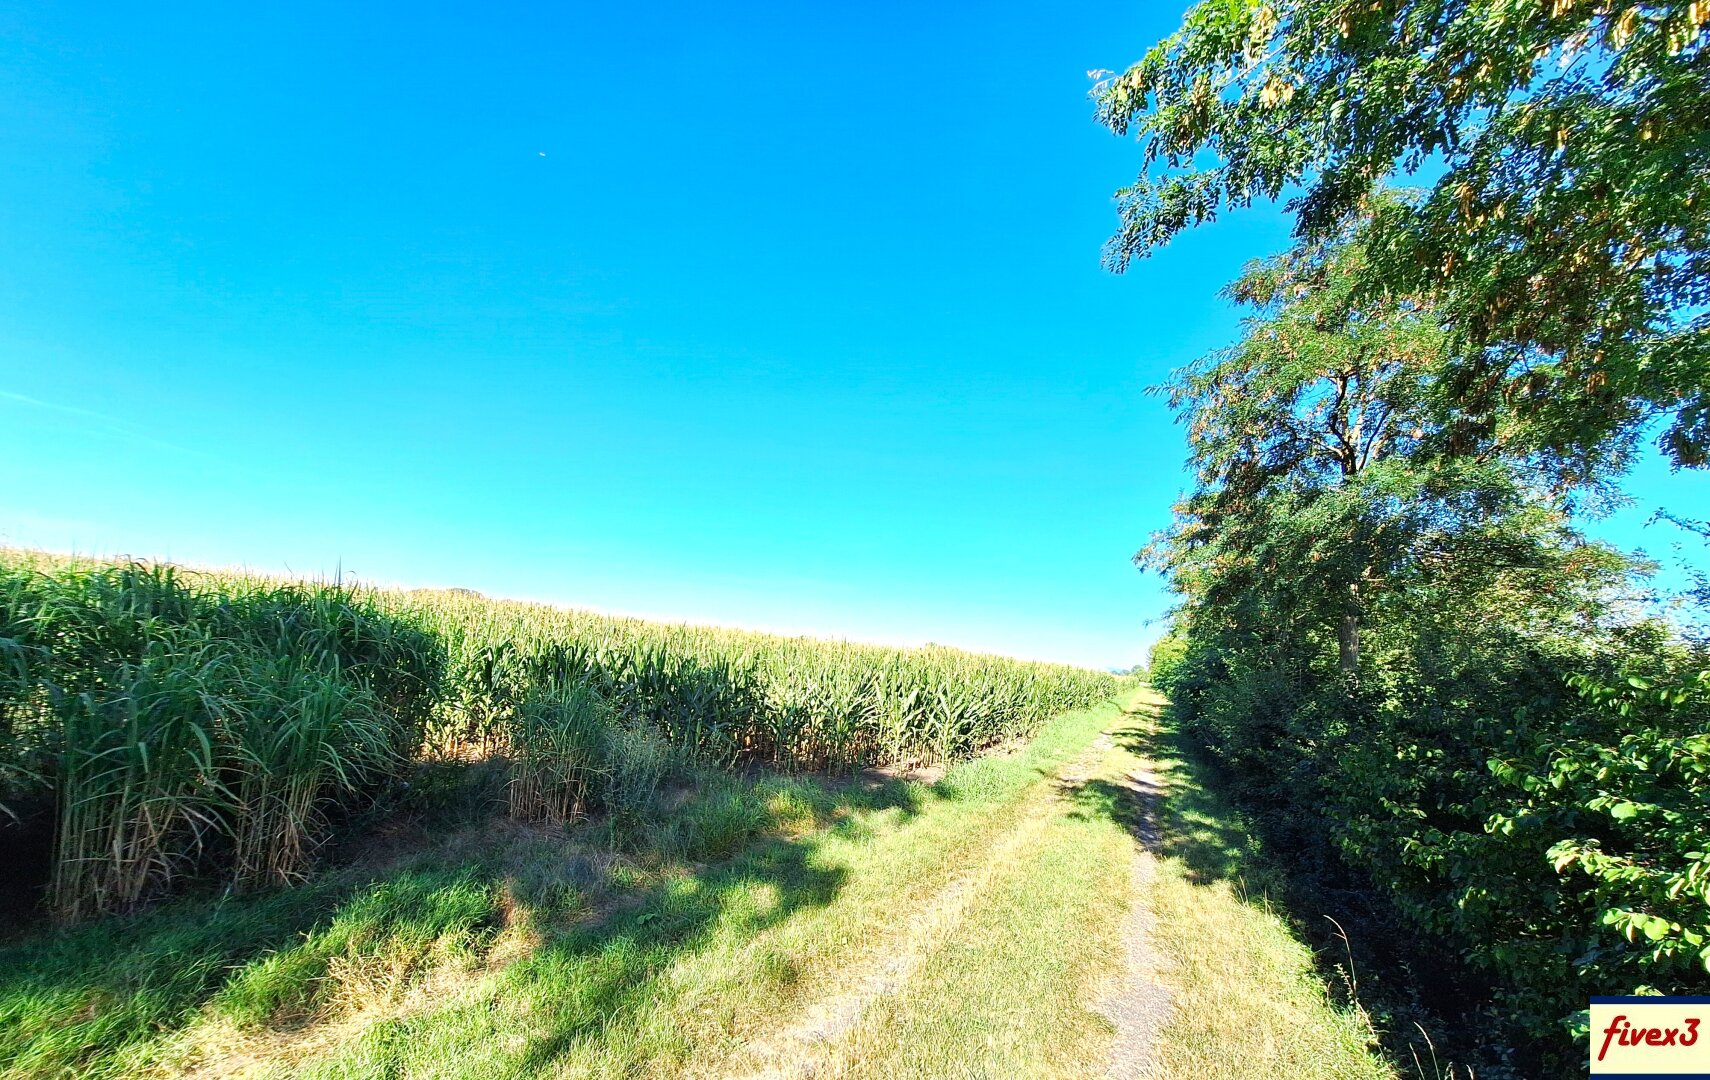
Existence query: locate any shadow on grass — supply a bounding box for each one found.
[0,763,937,1079]
[1063,698,1249,886]
[1066,695,1512,1080]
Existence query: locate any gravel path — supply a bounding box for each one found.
[1096,758,1173,1079]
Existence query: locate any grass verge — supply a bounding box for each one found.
[3,688,1406,1079]
[1102,692,1398,1079]
[0,694,1129,1079]
[783,736,1135,1079]
[801,689,1397,1080]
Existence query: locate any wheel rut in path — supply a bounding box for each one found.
[731,733,1119,1080]
[1095,706,1173,1080]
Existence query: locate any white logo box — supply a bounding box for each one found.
[1591,997,1710,1078]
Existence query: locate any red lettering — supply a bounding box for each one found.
[1596,1015,1704,1059]
[1600,1016,1628,1062]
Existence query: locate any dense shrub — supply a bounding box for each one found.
[1164,603,1709,1066]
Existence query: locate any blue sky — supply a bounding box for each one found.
[2,2,1703,670]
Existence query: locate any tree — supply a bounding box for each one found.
[1138,219,1694,1069]
[1142,216,1493,674]
[1095,0,1710,475]
[1113,14,1710,1057]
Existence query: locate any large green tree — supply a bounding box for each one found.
[1142,216,1533,674]
[1142,219,1704,1068]
[1096,0,1710,474]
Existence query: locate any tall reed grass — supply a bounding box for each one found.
[0,554,441,922]
[398,588,1114,770]
[0,550,1118,923]
[506,684,607,825]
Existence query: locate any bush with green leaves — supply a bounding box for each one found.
[1484,668,1710,1032]
[1163,601,1709,1065]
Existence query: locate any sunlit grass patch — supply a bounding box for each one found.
[273,697,1130,1079]
[1128,696,1396,1080]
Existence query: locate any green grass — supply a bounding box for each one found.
[795,749,1135,1079]
[1108,692,1398,1080]
[2,687,1401,1079]
[786,689,1397,1080]
[0,695,1125,1078]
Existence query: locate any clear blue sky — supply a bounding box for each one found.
[2,2,1703,670]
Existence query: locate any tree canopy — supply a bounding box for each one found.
[1141,216,1703,1071]
[1095,0,1710,473]
[1143,217,1610,675]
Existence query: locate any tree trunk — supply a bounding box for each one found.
[1337,577,1363,676]
[1337,613,1360,675]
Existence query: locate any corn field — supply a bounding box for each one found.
[0,550,1118,923]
